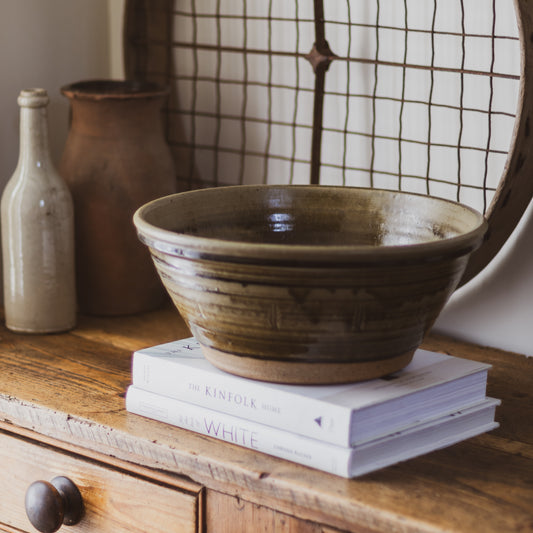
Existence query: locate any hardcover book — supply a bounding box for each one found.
[126,386,499,478]
[131,338,492,446]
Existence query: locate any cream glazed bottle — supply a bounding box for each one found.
[1,88,76,332]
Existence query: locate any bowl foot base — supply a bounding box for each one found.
[200,346,415,384]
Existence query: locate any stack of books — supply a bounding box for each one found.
[125,338,499,478]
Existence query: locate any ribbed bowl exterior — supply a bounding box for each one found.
[149,246,467,362]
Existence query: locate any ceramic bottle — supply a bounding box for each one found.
[1,88,76,333]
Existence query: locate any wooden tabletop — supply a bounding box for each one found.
[0,306,531,533]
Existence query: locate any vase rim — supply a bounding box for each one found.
[60,79,169,100]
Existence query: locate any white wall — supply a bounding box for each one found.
[0,1,112,172]
[108,0,126,79]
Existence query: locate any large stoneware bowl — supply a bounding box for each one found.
[134,185,486,384]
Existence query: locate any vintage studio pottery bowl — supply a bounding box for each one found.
[134,185,487,384]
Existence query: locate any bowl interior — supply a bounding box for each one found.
[137,185,485,250]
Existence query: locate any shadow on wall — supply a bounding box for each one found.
[434,198,533,356]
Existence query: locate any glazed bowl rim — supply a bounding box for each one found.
[133,184,488,264]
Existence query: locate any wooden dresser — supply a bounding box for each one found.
[0,306,531,533]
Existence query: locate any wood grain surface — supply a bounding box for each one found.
[0,306,531,533]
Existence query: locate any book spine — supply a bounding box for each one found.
[132,353,352,446]
[125,385,353,477]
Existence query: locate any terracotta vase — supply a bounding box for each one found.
[60,80,176,316]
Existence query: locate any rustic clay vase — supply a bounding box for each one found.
[134,185,487,384]
[1,89,76,333]
[60,80,176,315]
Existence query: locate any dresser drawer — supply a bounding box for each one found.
[0,430,200,533]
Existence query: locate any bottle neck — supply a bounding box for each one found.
[18,105,53,171]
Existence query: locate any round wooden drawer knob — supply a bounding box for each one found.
[25,476,84,533]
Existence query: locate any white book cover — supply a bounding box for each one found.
[125,386,500,478]
[131,338,491,446]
